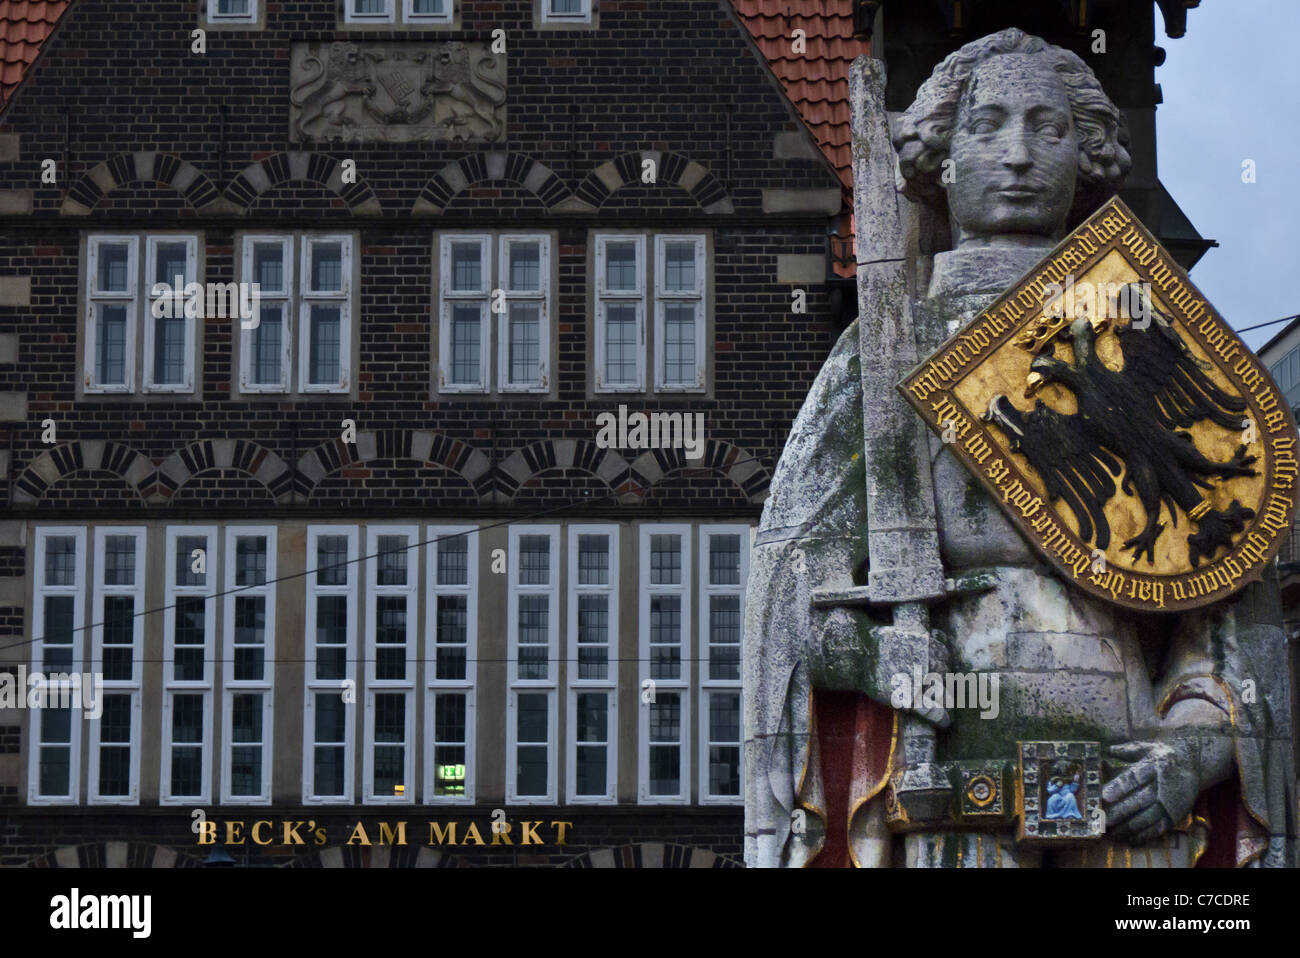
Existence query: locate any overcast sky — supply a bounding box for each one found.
[1155,0,1300,353]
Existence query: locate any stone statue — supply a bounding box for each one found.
[744,28,1297,868]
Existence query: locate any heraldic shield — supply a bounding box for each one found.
[900,197,1300,613]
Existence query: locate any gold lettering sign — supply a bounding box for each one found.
[900,197,1299,612]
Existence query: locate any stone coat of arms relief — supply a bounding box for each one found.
[289,41,506,143]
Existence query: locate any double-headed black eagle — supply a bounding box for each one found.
[982,285,1257,567]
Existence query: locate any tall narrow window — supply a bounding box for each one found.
[638,524,691,803]
[654,235,706,391]
[304,526,359,803]
[507,526,559,803]
[89,527,145,805]
[85,236,138,392]
[144,236,198,391]
[699,526,748,803]
[300,236,352,392]
[567,525,618,803]
[498,235,550,391]
[222,526,276,804]
[365,526,418,803]
[593,234,645,391]
[425,525,478,803]
[240,236,292,392]
[29,528,87,804]
[161,527,216,804]
[439,235,491,392]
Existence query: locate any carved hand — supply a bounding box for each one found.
[1102,724,1233,845]
[809,606,952,727]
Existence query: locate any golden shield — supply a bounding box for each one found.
[900,198,1299,612]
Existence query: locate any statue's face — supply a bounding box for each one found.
[946,54,1079,247]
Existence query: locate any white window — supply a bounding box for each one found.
[304,526,359,803]
[425,525,478,804]
[506,526,559,803]
[638,524,691,804]
[239,235,292,393]
[637,522,696,800]
[89,527,145,805]
[541,0,592,23]
[345,0,452,23]
[566,525,618,804]
[699,526,748,804]
[364,525,418,803]
[438,232,551,394]
[28,527,87,804]
[497,235,551,391]
[85,235,138,393]
[84,234,202,395]
[206,0,257,24]
[654,235,706,391]
[161,527,217,805]
[594,234,645,391]
[594,232,706,393]
[222,526,276,804]
[300,235,353,393]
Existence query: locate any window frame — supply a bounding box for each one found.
[593,233,647,393]
[298,234,354,394]
[363,524,419,805]
[344,0,396,22]
[142,234,199,394]
[28,526,88,805]
[238,234,293,394]
[424,524,479,805]
[496,233,552,393]
[84,234,140,394]
[88,526,146,806]
[565,524,619,805]
[637,523,692,805]
[540,0,593,24]
[160,526,218,805]
[221,525,277,805]
[506,525,560,804]
[206,0,259,23]
[653,234,707,393]
[303,525,360,805]
[404,0,453,23]
[697,525,748,805]
[438,234,492,393]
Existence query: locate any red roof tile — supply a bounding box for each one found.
[0,0,70,108]
[730,0,868,195]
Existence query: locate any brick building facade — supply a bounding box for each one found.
[0,0,857,866]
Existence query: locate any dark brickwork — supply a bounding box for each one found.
[0,724,20,754]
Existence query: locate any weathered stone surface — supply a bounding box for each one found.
[0,191,33,214]
[0,277,31,307]
[289,41,506,143]
[775,254,823,284]
[760,188,841,215]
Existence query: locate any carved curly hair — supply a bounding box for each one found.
[893,28,1131,220]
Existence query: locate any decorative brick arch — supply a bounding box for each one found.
[412,151,572,214]
[294,845,464,868]
[560,843,741,868]
[23,841,201,868]
[12,440,154,505]
[629,439,770,504]
[573,151,733,213]
[296,429,492,501]
[61,152,227,216]
[495,439,627,504]
[225,151,382,215]
[153,438,294,505]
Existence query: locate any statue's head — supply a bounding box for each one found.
[894,28,1130,249]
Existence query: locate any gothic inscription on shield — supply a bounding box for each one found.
[289,41,506,143]
[900,197,1299,612]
